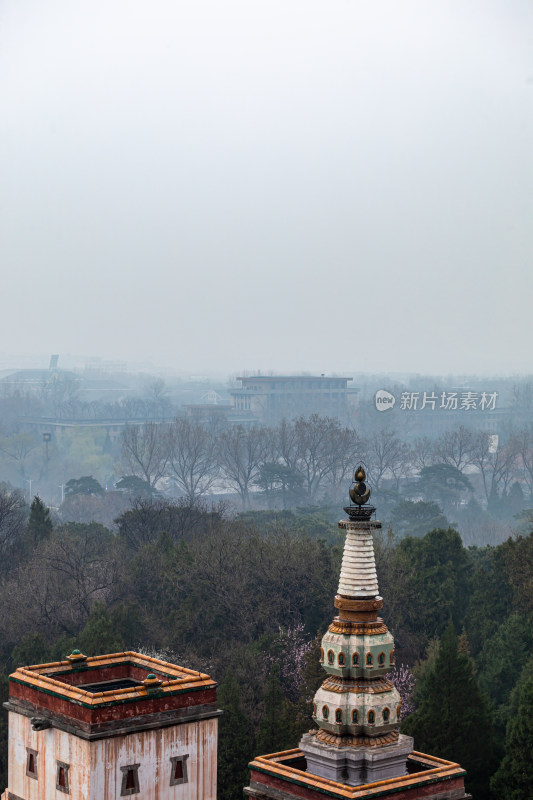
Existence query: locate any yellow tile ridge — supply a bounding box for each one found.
[13,652,215,689]
[251,750,462,795]
[123,651,212,680]
[13,668,211,702]
[411,750,460,767]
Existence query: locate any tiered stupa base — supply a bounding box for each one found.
[300,731,414,786]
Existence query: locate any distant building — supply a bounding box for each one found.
[230,375,357,423]
[3,650,220,800]
[245,467,470,800]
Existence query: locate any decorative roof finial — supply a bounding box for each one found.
[349,466,370,506]
[344,464,375,520]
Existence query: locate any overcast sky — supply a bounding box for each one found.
[1,0,532,376]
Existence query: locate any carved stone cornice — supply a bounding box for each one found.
[328,618,388,635]
[320,676,394,694]
[314,728,399,748]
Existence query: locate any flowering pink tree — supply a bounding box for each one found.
[387,663,415,719]
[267,622,313,703]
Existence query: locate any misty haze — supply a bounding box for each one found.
[0,2,532,799]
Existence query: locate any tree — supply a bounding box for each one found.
[290,415,358,503]
[217,672,253,800]
[417,463,473,512]
[387,663,415,719]
[389,500,449,540]
[362,428,410,490]
[410,436,437,471]
[217,425,269,507]
[293,633,324,740]
[115,497,214,551]
[491,657,533,800]
[470,431,519,505]
[27,495,52,546]
[477,613,533,739]
[168,418,217,503]
[143,378,172,418]
[121,422,170,488]
[0,485,27,567]
[78,601,125,656]
[395,529,470,651]
[515,426,533,497]
[65,476,104,496]
[254,462,304,509]
[433,426,474,473]
[0,432,40,479]
[115,475,158,497]
[256,664,294,755]
[0,523,120,647]
[402,624,496,799]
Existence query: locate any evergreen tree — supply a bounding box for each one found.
[396,528,470,645]
[402,623,496,799]
[78,602,125,656]
[27,495,52,546]
[217,672,253,800]
[491,657,533,800]
[256,664,294,755]
[477,613,533,740]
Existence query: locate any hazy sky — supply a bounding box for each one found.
[1,1,532,375]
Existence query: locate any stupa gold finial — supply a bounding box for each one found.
[349,465,371,506]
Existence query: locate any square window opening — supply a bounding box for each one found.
[26,748,38,780]
[56,761,70,794]
[120,764,140,796]
[170,755,189,786]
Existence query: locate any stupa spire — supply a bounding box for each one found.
[337,466,379,599]
[299,465,413,786]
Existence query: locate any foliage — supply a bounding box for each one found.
[477,613,533,738]
[402,623,496,799]
[115,475,158,496]
[388,499,449,539]
[27,495,52,546]
[0,485,27,571]
[490,657,533,800]
[217,673,254,800]
[417,463,473,511]
[65,475,104,496]
[394,528,470,648]
[0,494,532,796]
[387,664,415,719]
[292,633,324,740]
[266,623,313,703]
[256,664,294,756]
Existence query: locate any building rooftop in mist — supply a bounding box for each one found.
[8,650,216,735]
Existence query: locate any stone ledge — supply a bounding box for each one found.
[4,699,222,740]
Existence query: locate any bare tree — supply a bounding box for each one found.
[514,427,533,498]
[116,496,210,550]
[0,432,41,480]
[0,524,120,644]
[144,378,172,419]
[283,415,357,503]
[433,426,475,473]
[470,431,519,503]
[362,428,410,490]
[0,484,27,563]
[410,436,437,472]
[168,418,217,502]
[120,422,170,488]
[216,425,269,507]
